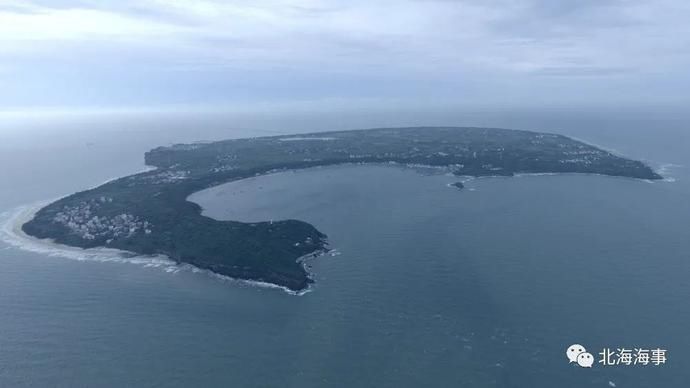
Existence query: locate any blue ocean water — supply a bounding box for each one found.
[0,109,688,387]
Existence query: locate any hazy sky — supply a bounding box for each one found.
[1,0,689,112]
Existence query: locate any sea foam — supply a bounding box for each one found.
[0,202,316,296]
[657,163,682,182]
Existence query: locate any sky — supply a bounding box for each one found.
[1,0,689,113]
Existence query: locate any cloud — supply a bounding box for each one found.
[530,66,632,77]
[0,0,689,108]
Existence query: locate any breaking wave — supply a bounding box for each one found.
[657,163,682,183]
[0,202,314,296]
[0,202,177,267]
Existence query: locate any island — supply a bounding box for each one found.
[22,127,662,292]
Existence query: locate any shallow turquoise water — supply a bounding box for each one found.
[1,112,689,387]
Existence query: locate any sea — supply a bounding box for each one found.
[0,108,688,387]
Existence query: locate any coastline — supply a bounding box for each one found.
[568,135,673,181]
[657,163,682,182]
[14,163,661,293]
[0,202,321,296]
[10,158,664,296]
[14,128,665,295]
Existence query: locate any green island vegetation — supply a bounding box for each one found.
[23,127,662,291]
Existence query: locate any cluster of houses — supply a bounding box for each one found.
[52,198,152,242]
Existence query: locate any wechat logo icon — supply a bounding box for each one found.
[567,344,594,368]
